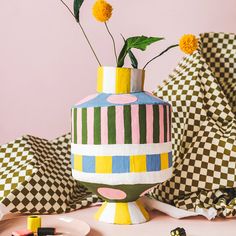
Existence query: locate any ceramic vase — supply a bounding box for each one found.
[71,66,172,224]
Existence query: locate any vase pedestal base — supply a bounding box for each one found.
[94,200,149,224]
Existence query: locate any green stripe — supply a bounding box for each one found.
[73,108,77,143]
[124,105,132,143]
[139,104,146,144]
[153,105,159,143]
[94,107,101,144]
[108,106,116,144]
[82,108,87,144]
[163,105,168,142]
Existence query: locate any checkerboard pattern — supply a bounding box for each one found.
[0,134,100,216]
[150,32,236,217]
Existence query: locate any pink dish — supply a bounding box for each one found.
[0,215,90,236]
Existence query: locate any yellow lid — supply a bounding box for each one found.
[27,215,41,233]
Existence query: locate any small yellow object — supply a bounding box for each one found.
[179,34,198,54]
[92,0,113,22]
[27,215,41,233]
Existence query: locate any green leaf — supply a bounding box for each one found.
[128,50,138,68]
[74,0,84,22]
[117,35,164,67]
[126,36,164,51]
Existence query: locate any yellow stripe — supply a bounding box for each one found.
[94,202,107,220]
[136,200,149,220]
[114,203,131,224]
[115,68,131,93]
[74,155,82,171]
[96,156,112,173]
[97,67,103,92]
[161,153,169,170]
[130,155,146,172]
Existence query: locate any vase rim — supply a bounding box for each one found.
[98,66,145,72]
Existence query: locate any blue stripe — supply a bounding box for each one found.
[82,156,95,172]
[112,156,130,173]
[73,92,170,108]
[73,153,171,173]
[70,154,75,169]
[168,152,173,168]
[146,154,161,171]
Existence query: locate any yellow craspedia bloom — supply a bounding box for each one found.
[92,0,113,22]
[179,34,198,54]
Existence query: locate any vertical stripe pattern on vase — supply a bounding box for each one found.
[72,104,171,145]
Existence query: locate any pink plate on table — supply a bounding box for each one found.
[0,215,90,236]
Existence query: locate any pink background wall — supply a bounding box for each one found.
[1,0,236,144]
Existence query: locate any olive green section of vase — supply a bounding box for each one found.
[80,181,156,202]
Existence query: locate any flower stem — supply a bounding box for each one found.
[59,0,102,66]
[105,22,118,64]
[79,22,102,66]
[143,44,179,69]
[59,0,74,16]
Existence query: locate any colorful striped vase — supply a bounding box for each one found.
[71,66,172,224]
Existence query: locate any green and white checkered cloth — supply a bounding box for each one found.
[0,32,235,220]
[150,32,236,218]
[0,134,100,219]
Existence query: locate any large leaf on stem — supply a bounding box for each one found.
[120,34,138,68]
[126,36,164,51]
[74,0,84,22]
[117,36,164,67]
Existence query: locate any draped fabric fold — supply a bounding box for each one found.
[146,32,236,219]
[0,134,100,220]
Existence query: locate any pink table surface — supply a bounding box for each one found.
[1,205,235,236]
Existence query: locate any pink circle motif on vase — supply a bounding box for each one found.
[97,187,127,200]
[107,94,137,104]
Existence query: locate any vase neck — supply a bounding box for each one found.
[96,66,145,94]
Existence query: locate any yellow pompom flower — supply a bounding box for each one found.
[179,34,198,54]
[92,0,113,22]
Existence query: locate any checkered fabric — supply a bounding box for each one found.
[0,134,100,217]
[150,32,236,217]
